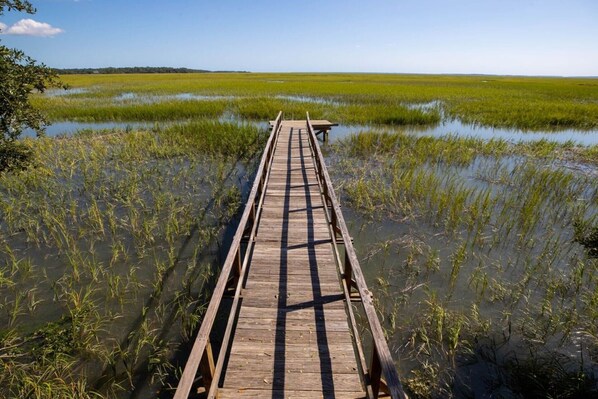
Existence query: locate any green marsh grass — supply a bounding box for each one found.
[35,73,598,131]
[0,121,266,398]
[331,130,598,398]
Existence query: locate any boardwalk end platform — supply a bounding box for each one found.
[270,119,337,142]
[175,113,407,399]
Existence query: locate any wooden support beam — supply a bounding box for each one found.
[370,344,382,398]
[344,250,353,293]
[199,340,215,393]
[380,379,392,396]
[233,247,242,283]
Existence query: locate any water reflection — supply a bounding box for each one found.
[331,120,598,146]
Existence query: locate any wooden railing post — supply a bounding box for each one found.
[199,339,215,392]
[234,248,242,283]
[370,344,382,398]
[344,250,353,291]
[331,208,338,235]
[250,202,256,223]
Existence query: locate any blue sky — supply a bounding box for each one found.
[1,0,597,76]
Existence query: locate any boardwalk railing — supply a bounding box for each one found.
[306,112,407,399]
[174,111,283,399]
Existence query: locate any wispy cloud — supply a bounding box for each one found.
[0,19,64,37]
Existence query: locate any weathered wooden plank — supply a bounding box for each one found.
[246,266,338,277]
[229,341,357,354]
[223,371,363,392]
[254,232,332,243]
[227,349,357,363]
[232,327,353,342]
[234,317,351,332]
[238,307,349,320]
[224,360,359,376]
[240,299,346,311]
[225,362,359,376]
[243,274,338,284]
[257,221,331,231]
[249,256,337,266]
[264,189,322,198]
[242,281,341,293]
[218,388,365,399]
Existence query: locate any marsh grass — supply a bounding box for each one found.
[34,92,441,129]
[332,130,598,398]
[34,73,598,131]
[0,121,266,397]
[33,96,228,122]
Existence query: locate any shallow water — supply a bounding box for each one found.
[113,92,238,103]
[45,87,90,97]
[110,92,339,105]
[0,152,254,396]
[330,120,598,146]
[38,91,598,145]
[326,151,598,397]
[329,100,598,145]
[26,117,598,146]
[275,95,341,105]
[22,121,154,137]
[21,117,269,138]
[410,118,598,145]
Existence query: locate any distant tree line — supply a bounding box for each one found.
[55,67,249,74]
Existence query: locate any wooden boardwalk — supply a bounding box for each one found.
[175,114,406,399]
[220,120,363,398]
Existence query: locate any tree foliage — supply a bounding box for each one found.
[0,0,35,15]
[0,46,60,140]
[1,0,61,142]
[0,1,62,172]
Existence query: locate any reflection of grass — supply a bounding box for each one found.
[33,72,598,130]
[332,131,598,397]
[0,121,265,397]
[504,349,597,398]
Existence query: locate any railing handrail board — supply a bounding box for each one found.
[306,113,407,399]
[174,111,283,399]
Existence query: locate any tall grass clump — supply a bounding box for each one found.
[336,103,440,126]
[159,120,265,159]
[33,97,229,122]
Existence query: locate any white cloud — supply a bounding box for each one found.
[0,22,7,32]
[0,19,64,37]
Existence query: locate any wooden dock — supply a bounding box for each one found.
[174,113,406,399]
